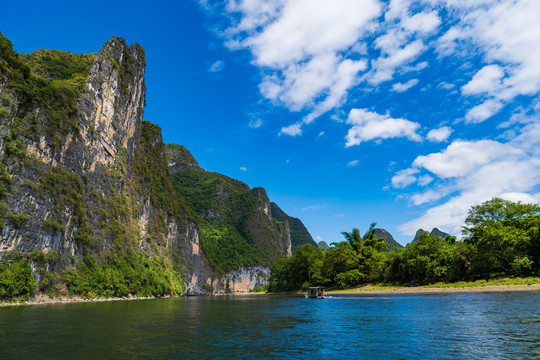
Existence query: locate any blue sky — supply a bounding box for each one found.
[2,0,540,245]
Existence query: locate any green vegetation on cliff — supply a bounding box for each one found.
[269,198,540,291]
[1,32,96,150]
[270,202,316,251]
[170,164,264,274]
[0,33,303,300]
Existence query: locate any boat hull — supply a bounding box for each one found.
[304,295,332,299]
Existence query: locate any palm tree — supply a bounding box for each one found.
[341,228,362,245]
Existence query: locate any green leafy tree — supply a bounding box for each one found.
[463,198,540,276]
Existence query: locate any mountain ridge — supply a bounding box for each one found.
[0,33,308,298]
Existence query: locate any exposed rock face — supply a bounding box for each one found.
[0,35,304,295]
[431,228,450,239]
[270,202,316,251]
[372,228,403,251]
[212,266,270,294]
[412,228,452,243]
[165,143,201,174]
[0,37,147,258]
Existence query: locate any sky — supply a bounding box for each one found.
[2,0,540,246]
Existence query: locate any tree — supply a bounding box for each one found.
[463,198,540,275]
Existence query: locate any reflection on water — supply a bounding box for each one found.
[0,292,539,359]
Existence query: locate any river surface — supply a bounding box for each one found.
[1,291,539,359]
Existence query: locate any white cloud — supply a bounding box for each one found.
[426,126,452,142]
[417,175,434,186]
[221,0,381,126]
[280,123,302,136]
[402,11,441,34]
[243,0,381,67]
[345,109,421,147]
[398,131,540,236]
[410,190,446,205]
[392,78,419,92]
[240,166,248,171]
[347,160,359,167]
[438,0,540,120]
[392,168,419,189]
[462,65,504,95]
[412,140,522,178]
[208,60,225,72]
[369,38,426,85]
[333,213,345,218]
[464,99,503,124]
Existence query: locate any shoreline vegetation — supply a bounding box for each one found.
[2,277,539,307]
[267,199,540,293]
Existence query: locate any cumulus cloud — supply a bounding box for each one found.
[392,168,419,189]
[464,99,504,124]
[402,11,441,34]
[392,78,419,92]
[397,133,540,236]
[219,0,381,127]
[438,0,540,120]
[204,0,540,238]
[412,140,522,179]
[345,109,421,147]
[462,65,504,95]
[280,123,302,136]
[426,126,453,142]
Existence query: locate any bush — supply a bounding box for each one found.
[0,258,37,300]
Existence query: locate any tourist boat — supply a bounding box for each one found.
[305,286,331,299]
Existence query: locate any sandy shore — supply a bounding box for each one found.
[328,283,540,295]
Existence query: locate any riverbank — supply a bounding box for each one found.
[0,294,177,307]
[328,281,540,295]
[328,277,540,294]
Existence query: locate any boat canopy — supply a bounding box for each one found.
[308,286,324,289]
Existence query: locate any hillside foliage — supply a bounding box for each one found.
[269,198,540,291]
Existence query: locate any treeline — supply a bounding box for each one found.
[0,251,184,301]
[268,198,540,291]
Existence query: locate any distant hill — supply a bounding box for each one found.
[318,241,329,250]
[372,228,404,251]
[412,228,452,243]
[270,202,317,251]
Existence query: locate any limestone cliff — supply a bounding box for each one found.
[0,33,307,297]
[270,202,316,251]
[372,228,403,251]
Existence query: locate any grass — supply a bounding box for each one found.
[423,277,540,288]
[327,284,405,293]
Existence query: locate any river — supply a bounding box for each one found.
[1,291,539,359]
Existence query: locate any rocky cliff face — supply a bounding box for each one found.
[0,34,304,296]
[372,228,403,251]
[270,202,316,251]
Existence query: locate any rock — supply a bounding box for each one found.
[270,202,317,251]
[372,228,404,251]
[0,33,307,296]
